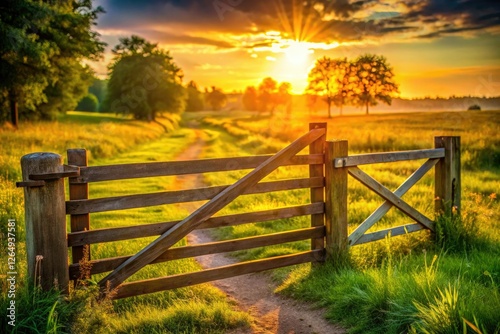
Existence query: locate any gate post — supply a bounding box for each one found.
[434,137,461,217]
[325,140,348,265]
[20,153,69,293]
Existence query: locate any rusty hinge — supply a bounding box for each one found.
[16,165,80,188]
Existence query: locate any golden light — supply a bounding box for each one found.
[284,41,312,65]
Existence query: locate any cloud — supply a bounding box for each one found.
[95,0,500,50]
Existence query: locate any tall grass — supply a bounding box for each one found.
[0,112,250,333]
[196,110,500,333]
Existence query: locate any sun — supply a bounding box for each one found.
[284,41,312,65]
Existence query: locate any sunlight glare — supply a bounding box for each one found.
[284,41,312,65]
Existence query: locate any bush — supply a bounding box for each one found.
[76,94,99,112]
[467,104,481,111]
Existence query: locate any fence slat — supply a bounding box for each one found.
[68,203,325,246]
[348,167,434,230]
[112,250,323,299]
[99,127,326,292]
[67,177,324,215]
[309,123,326,252]
[67,149,90,267]
[334,148,444,168]
[69,227,324,279]
[73,154,324,184]
[348,158,439,245]
[352,223,425,245]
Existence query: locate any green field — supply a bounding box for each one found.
[1,110,499,333]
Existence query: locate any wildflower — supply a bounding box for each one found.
[489,193,496,200]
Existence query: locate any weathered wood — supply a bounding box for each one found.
[68,203,325,246]
[348,167,434,230]
[67,149,90,267]
[348,158,439,245]
[352,223,425,245]
[67,177,324,215]
[69,227,325,279]
[99,127,326,292]
[112,250,323,299]
[435,137,461,216]
[309,123,326,253]
[334,148,445,168]
[21,153,69,293]
[325,140,349,261]
[73,154,324,184]
[28,165,80,180]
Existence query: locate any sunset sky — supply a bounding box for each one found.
[91,0,500,98]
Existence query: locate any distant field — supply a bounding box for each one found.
[1,109,498,333]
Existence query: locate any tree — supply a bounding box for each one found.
[0,0,105,126]
[185,81,204,111]
[306,57,351,118]
[258,77,278,115]
[277,82,292,107]
[351,54,399,115]
[205,86,227,111]
[104,35,186,121]
[76,94,99,112]
[242,86,259,111]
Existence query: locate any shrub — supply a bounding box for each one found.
[76,94,99,112]
[467,104,481,111]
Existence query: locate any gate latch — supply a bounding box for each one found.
[16,165,80,188]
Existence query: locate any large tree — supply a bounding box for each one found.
[0,0,105,126]
[104,35,186,120]
[306,57,351,118]
[352,54,399,115]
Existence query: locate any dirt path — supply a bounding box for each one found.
[175,127,345,334]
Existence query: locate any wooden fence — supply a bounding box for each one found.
[18,123,460,299]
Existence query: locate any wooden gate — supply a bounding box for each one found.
[18,123,460,299]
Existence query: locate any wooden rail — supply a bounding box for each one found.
[19,122,460,299]
[66,177,324,214]
[69,227,325,279]
[72,154,324,184]
[114,250,323,299]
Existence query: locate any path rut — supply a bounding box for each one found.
[174,128,345,334]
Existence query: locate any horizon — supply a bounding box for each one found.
[90,0,500,99]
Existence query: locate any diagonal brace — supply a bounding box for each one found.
[98,127,326,294]
[348,159,439,245]
[348,167,435,231]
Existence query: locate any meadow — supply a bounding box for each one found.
[0,109,499,333]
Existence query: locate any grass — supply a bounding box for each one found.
[194,109,500,333]
[1,109,498,333]
[0,111,249,333]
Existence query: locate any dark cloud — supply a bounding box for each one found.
[96,0,500,47]
[391,0,500,38]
